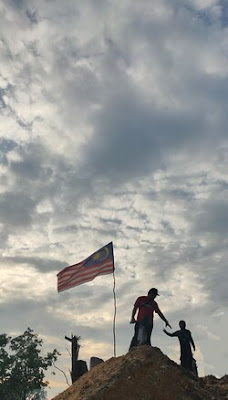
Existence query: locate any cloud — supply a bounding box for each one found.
[0,191,35,226]
[193,197,228,236]
[0,1,228,396]
[2,255,66,272]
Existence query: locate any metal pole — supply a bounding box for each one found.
[112,270,117,357]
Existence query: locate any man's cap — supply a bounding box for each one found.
[148,287,160,296]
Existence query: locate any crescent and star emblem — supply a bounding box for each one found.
[92,246,109,262]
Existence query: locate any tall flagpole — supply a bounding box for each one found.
[112,269,117,357]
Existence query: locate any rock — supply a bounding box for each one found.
[90,357,104,370]
[71,360,88,382]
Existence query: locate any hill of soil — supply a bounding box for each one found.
[51,346,228,400]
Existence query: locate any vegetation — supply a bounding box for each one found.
[0,327,59,400]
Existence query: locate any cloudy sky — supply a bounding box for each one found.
[0,0,228,398]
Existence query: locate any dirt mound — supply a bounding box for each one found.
[51,346,227,400]
[200,375,228,399]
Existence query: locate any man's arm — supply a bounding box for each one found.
[130,305,138,323]
[189,332,196,351]
[156,306,172,328]
[163,329,177,337]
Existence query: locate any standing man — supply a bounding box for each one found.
[129,287,171,349]
[163,320,197,375]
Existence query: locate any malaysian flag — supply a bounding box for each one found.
[57,242,114,292]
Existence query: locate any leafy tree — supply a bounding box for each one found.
[0,327,59,400]
[27,388,47,400]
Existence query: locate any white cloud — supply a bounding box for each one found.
[191,0,219,11]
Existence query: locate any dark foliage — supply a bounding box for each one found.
[0,327,59,400]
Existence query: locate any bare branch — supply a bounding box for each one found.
[53,362,70,387]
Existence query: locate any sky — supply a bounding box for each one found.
[0,0,228,398]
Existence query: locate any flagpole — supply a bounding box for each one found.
[112,269,117,357]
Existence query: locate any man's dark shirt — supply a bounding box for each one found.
[165,328,195,370]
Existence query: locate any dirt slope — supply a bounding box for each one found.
[51,346,228,400]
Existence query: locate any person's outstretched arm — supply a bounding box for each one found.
[163,329,177,337]
[156,306,172,328]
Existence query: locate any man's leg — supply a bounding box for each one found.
[129,322,140,349]
[181,348,193,371]
[145,324,153,346]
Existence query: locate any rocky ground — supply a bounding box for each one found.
[51,346,228,400]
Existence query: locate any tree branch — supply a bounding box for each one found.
[53,362,70,387]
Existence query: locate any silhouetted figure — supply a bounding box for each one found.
[129,288,171,349]
[163,320,197,375]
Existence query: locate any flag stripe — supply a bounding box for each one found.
[57,261,84,277]
[58,262,113,289]
[57,242,114,292]
[59,268,113,291]
[58,260,113,284]
[58,259,112,285]
[58,265,113,292]
[58,262,113,285]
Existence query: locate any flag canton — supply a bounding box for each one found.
[85,242,113,268]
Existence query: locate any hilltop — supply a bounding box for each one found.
[51,346,228,400]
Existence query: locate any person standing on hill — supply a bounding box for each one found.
[129,287,171,349]
[163,320,197,375]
